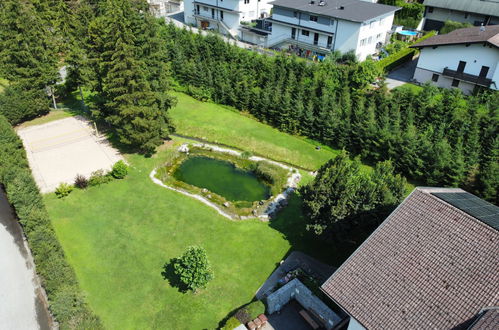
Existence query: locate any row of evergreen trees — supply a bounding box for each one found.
[0,0,175,154]
[161,25,497,203]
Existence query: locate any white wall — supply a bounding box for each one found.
[355,12,394,60]
[417,44,499,79]
[425,7,490,25]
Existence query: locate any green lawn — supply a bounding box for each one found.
[392,83,423,94]
[170,92,339,171]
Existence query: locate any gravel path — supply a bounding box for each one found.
[0,190,53,330]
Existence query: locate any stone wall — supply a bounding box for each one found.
[266,278,341,329]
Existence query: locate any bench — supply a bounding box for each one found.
[299,309,319,329]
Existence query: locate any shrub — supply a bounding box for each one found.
[223,316,241,330]
[241,151,253,159]
[187,85,211,102]
[246,300,265,319]
[0,115,102,328]
[171,246,214,292]
[55,183,74,198]
[88,169,113,186]
[74,174,89,189]
[111,160,128,179]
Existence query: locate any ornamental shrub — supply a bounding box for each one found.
[74,174,88,189]
[246,300,265,319]
[223,316,241,330]
[171,246,214,292]
[88,169,113,186]
[111,160,128,179]
[55,183,74,198]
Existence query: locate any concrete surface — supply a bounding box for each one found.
[0,190,53,330]
[385,58,418,89]
[255,251,335,300]
[17,116,123,193]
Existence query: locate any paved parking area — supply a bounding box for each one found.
[17,116,123,193]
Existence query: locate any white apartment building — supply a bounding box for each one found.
[423,0,499,31]
[411,25,499,95]
[184,0,273,39]
[148,0,184,16]
[265,0,398,60]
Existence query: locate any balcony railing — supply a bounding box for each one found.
[442,68,492,87]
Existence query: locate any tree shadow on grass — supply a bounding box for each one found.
[161,259,189,293]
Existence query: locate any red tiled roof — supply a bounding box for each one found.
[321,188,499,329]
[411,25,499,49]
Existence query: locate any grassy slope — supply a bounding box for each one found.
[170,92,339,170]
[45,149,292,329]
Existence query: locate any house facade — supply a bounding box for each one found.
[265,0,398,60]
[184,0,273,39]
[321,187,499,330]
[423,0,499,31]
[148,0,184,16]
[411,25,499,94]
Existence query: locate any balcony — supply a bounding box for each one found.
[442,68,492,87]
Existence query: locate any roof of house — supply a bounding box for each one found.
[423,0,499,17]
[269,0,399,23]
[411,25,499,49]
[468,308,499,329]
[321,187,499,330]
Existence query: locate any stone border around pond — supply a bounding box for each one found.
[149,141,302,221]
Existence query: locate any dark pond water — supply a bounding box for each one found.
[174,156,270,202]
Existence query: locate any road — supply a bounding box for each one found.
[0,190,52,330]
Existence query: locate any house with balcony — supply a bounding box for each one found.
[410,25,499,94]
[423,0,499,31]
[264,0,398,60]
[321,187,499,330]
[184,0,273,39]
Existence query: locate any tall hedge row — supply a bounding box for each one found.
[0,115,102,329]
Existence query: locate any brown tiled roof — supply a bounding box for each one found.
[468,308,499,330]
[321,187,499,330]
[411,25,499,49]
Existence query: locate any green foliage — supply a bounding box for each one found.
[87,0,175,154]
[74,174,89,189]
[187,85,212,102]
[246,300,265,319]
[111,160,129,179]
[88,169,113,186]
[0,84,50,125]
[223,316,242,330]
[55,183,74,198]
[0,115,102,328]
[171,246,214,292]
[379,0,424,28]
[440,20,473,34]
[300,152,406,240]
[240,151,253,159]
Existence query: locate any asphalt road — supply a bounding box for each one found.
[0,190,52,330]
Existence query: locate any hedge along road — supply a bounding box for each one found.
[0,189,53,330]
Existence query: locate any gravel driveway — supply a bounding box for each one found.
[0,190,52,330]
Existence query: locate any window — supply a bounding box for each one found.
[452,79,460,87]
[368,36,372,44]
[360,38,366,46]
[428,6,433,13]
[370,21,375,28]
[310,15,318,22]
[464,12,469,19]
[302,29,310,36]
[293,11,298,18]
[376,33,382,39]
[220,10,224,21]
[327,35,333,47]
[432,74,439,82]
[244,0,249,4]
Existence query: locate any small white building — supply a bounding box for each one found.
[184,0,273,39]
[148,0,184,16]
[411,25,499,95]
[423,0,499,31]
[264,0,398,60]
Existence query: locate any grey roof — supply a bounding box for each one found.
[424,0,499,17]
[432,191,499,230]
[269,0,399,22]
[411,25,499,48]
